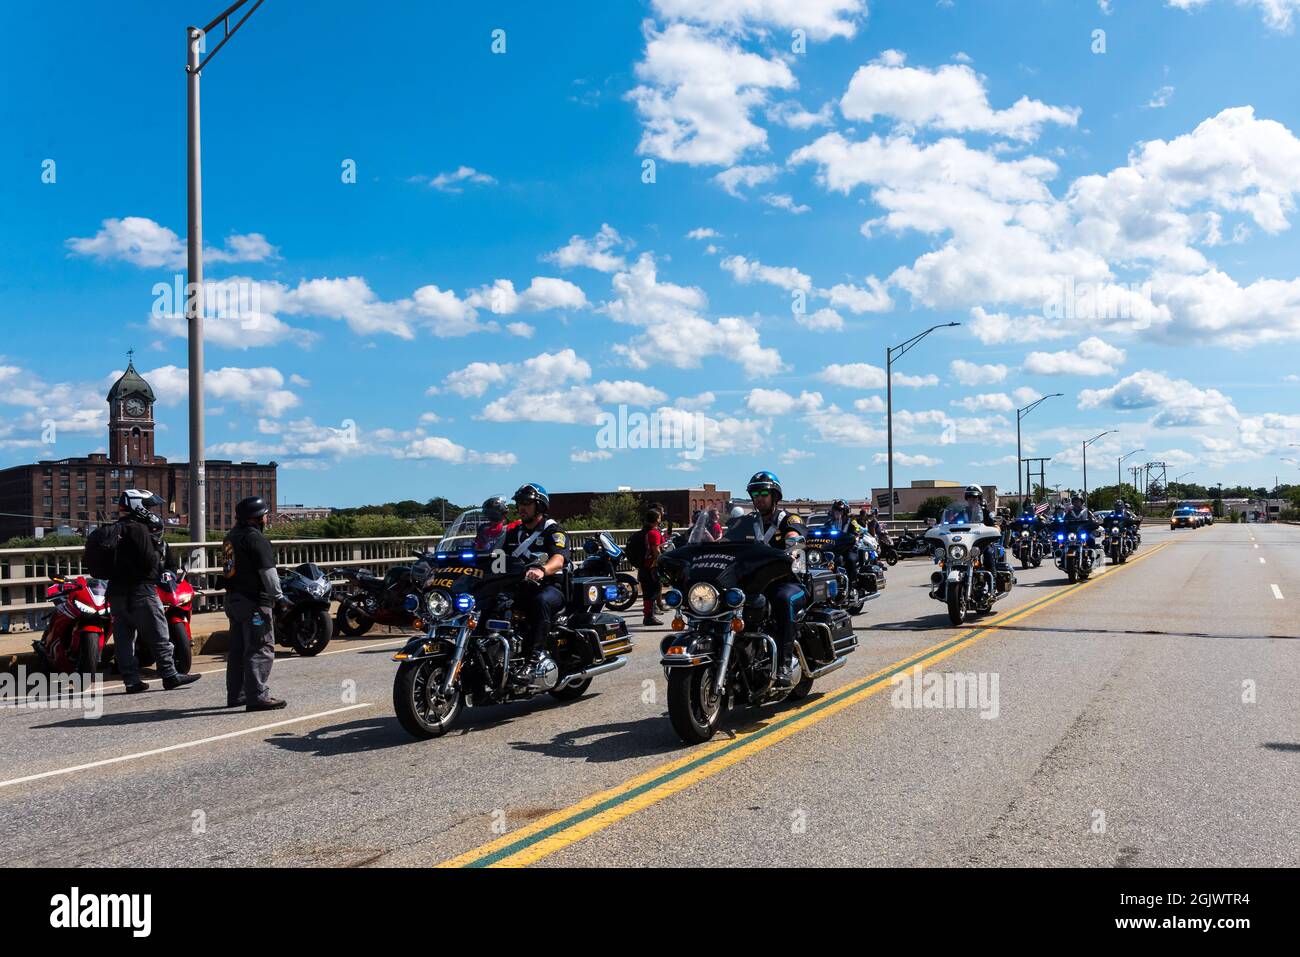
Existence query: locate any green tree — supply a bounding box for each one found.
[916,496,954,523]
[566,492,645,530]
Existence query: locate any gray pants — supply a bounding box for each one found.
[225,591,275,704]
[110,584,178,682]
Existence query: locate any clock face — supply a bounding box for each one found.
[125,398,146,417]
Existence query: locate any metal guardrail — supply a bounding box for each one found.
[0,520,922,632]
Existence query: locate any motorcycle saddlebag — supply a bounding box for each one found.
[804,567,839,604]
[800,606,856,662]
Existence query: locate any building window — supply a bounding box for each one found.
[43,497,51,507]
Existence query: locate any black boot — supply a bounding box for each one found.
[162,673,201,690]
[124,680,150,694]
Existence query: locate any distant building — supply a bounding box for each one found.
[869,480,999,516]
[546,483,732,527]
[0,358,277,540]
[271,504,334,525]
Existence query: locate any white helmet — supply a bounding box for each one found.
[729,506,746,520]
[119,488,163,522]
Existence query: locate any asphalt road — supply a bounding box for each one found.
[1,522,1295,867]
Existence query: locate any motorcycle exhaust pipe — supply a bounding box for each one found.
[793,641,846,681]
[553,655,627,691]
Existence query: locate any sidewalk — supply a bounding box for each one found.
[4,609,261,672]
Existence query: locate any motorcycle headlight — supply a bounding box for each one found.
[176,592,192,605]
[74,600,99,615]
[687,582,720,615]
[662,588,683,608]
[933,545,946,561]
[948,544,968,561]
[1020,530,1029,538]
[424,590,452,619]
[807,549,824,566]
[1068,532,1077,541]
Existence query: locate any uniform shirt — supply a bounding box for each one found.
[223,523,278,604]
[728,507,808,548]
[500,518,569,577]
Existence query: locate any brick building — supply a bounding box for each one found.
[0,360,277,540]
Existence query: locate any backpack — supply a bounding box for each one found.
[624,529,648,568]
[83,521,124,580]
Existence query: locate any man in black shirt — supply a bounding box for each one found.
[108,490,201,694]
[498,483,567,682]
[222,496,285,711]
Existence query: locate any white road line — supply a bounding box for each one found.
[1254,544,1259,549]
[1271,584,1284,600]
[0,703,372,790]
[185,637,406,679]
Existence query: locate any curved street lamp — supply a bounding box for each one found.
[1082,430,1116,499]
[885,322,960,522]
[1016,393,1064,506]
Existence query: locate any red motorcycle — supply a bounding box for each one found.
[135,569,195,674]
[32,575,112,676]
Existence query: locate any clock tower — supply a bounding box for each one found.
[107,353,157,465]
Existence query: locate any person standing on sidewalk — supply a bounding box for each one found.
[222,497,286,711]
[637,508,664,627]
[106,490,202,695]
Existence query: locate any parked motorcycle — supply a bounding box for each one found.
[577,533,640,613]
[275,563,334,656]
[804,522,885,615]
[925,507,1015,625]
[1008,515,1048,569]
[657,537,858,743]
[134,568,195,674]
[31,574,112,676]
[893,529,932,559]
[1052,519,1102,583]
[391,539,633,739]
[334,554,430,637]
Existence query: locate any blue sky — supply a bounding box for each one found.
[4,0,1300,507]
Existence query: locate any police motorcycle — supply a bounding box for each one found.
[925,504,1015,626]
[1008,513,1049,569]
[657,524,859,744]
[1099,509,1139,565]
[576,532,640,613]
[1052,518,1102,582]
[391,512,633,739]
[804,519,886,615]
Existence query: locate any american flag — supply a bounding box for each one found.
[1034,502,1051,517]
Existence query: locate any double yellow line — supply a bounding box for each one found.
[439,539,1174,868]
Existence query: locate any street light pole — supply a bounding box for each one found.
[1016,393,1063,509]
[1118,447,1144,494]
[885,322,960,523]
[1082,430,1116,501]
[185,0,267,555]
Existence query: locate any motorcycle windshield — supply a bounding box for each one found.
[940,505,983,525]
[656,540,793,593]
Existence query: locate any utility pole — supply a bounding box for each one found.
[885,322,960,522]
[185,0,268,557]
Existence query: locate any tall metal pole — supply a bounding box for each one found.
[1016,415,1022,504]
[886,347,894,524]
[186,26,206,550]
[1082,441,1087,499]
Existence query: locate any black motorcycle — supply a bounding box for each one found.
[1051,519,1102,583]
[656,539,858,744]
[1008,516,1049,569]
[804,522,886,615]
[334,551,434,636]
[1100,513,1140,564]
[275,563,334,656]
[577,533,640,613]
[893,529,931,559]
[391,548,633,739]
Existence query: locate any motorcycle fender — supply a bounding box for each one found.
[659,632,716,668]
[393,634,452,663]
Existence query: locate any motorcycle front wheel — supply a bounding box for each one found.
[947,587,967,626]
[76,630,101,678]
[170,620,193,674]
[394,660,463,739]
[287,607,332,656]
[667,668,725,744]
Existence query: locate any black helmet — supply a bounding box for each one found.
[964,484,982,501]
[119,488,163,522]
[235,496,270,522]
[481,496,508,523]
[512,483,550,512]
[1071,494,1084,506]
[746,470,783,503]
[830,498,848,513]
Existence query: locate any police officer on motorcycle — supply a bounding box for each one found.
[498,484,568,682]
[1066,495,1093,522]
[729,471,808,688]
[961,484,1014,590]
